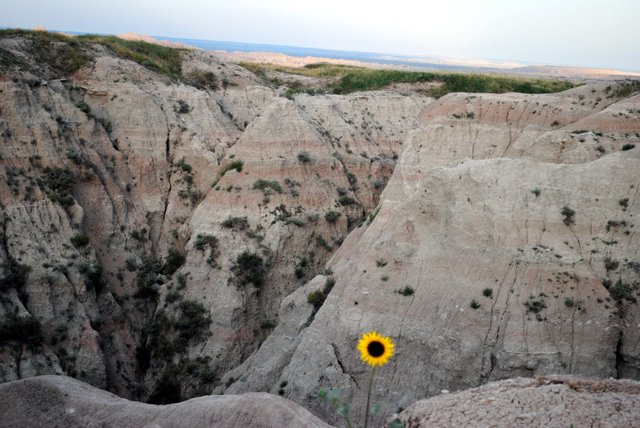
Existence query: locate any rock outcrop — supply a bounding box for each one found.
[226,87,640,426]
[392,375,640,427]
[0,375,331,428]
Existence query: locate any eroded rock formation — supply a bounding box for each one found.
[392,375,640,427]
[1,31,639,426]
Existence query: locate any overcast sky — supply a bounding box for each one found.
[2,0,639,71]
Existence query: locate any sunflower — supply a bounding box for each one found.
[357,331,394,367]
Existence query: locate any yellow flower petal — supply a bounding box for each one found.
[357,331,394,367]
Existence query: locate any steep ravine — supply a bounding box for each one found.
[1,33,639,426]
[0,33,427,401]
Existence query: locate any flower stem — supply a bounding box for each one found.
[343,415,354,428]
[364,366,376,428]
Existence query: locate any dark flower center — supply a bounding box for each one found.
[367,341,385,357]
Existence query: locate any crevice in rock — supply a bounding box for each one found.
[615,331,625,379]
[214,98,243,132]
[331,342,359,389]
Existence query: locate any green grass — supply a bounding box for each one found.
[0,29,184,79]
[0,29,90,74]
[240,61,577,97]
[78,35,184,79]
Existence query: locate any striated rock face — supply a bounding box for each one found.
[227,86,640,426]
[392,375,640,427]
[0,375,332,428]
[0,32,428,401]
[1,31,639,427]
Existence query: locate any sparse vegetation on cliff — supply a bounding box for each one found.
[37,167,76,207]
[307,277,336,309]
[233,251,266,287]
[0,29,185,79]
[80,34,184,79]
[0,316,43,348]
[253,179,283,194]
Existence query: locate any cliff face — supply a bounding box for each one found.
[1,32,639,426]
[0,33,428,400]
[223,88,640,426]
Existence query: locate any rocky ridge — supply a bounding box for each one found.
[0,375,331,427]
[392,375,640,427]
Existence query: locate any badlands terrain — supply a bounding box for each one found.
[0,30,639,426]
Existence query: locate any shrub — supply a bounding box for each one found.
[194,234,218,251]
[95,116,113,133]
[297,151,312,163]
[176,273,188,289]
[609,280,637,303]
[76,101,91,114]
[307,290,326,307]
[0,257,31,292]
[135,256,163,299]
[564,297,575,308]
[78,263,103,292]
[165,290,180,303]
[525,294,547,321]
[185,70,218,90]
[178,188,204,206]
[221,216,249,231]
[38,167,76,207]
[619,198,629,209]
[294,257,308,279]
[372,179,384,189]
[130,229,147,242]
[253,179,283,194]
[482,288,493,298]
[233,251,266,287]
[604,257,619,272]
[286,217,306,227]
[162,248,185,276]
[148,368,182,404]
[307,277,336,309]
[315,235,332,251]
[398,286,414,296]
[219,160,244,177]
[325,211,342,224]
[606,220,628,231]
[175,300,211,342]
[175,100,190,114]
[561,206,575,226]
[0,316,43,348]
[176,158,192,173]
[338,195,356,206]
[70,234,90,247]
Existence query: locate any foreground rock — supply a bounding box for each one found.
[392,375,640,427]
[0,375,332,428]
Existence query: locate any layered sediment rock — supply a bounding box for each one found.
[1,32,639,426]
